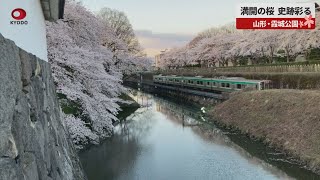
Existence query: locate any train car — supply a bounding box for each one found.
[153,75,271,93]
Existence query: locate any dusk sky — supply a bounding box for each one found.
[80,0,314,57]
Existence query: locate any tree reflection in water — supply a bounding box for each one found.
[80,103,155,180]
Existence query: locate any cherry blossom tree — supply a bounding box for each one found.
[161,13,320,68]
[99,7,142,55]
[46,0,151,148]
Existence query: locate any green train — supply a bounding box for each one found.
[153,75,271,92]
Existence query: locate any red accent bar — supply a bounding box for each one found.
[236,18,316,30]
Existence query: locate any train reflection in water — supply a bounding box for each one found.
[149,94,306,179]
[155,98,202,127]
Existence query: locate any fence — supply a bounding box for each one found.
[162,64,320,74]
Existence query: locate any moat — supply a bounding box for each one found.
[79,91,319,180]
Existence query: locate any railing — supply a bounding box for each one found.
[216,64,320,73]
[162,64,320,74]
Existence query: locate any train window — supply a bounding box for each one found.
[200,81,203,85]
[213,82,216,86]
[226,83,230,88]
[207,82,210,86]
[188,80,191,83]
[221,83,225,87]
[237,84,242,89]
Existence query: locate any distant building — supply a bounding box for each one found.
[155,49,168,69]
[154,54,161,68]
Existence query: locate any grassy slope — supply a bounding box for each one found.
[210,90,320,173]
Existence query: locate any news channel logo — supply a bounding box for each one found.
[11,8,28,25]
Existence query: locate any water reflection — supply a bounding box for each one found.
[155,101,201,127]
[80,91,317,180]
[154,97,292,179]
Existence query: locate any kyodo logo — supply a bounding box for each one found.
[12,8,27,20]
[11,8,28,25]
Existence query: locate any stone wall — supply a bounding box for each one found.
[0,34,85,179]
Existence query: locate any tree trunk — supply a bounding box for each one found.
[285,46,290,63]
[269,46,274,63]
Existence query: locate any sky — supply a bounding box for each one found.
[80,0,315,57]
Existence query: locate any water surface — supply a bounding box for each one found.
[80,92,314,180]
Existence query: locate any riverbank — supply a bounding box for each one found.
[210,89,320,175]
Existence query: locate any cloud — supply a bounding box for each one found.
[135,30,194,42]
[135,30,194,57]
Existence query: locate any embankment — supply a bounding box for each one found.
[210,89,320,174]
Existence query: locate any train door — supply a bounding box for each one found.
[260,82,265,90]
[256,84,260,90]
